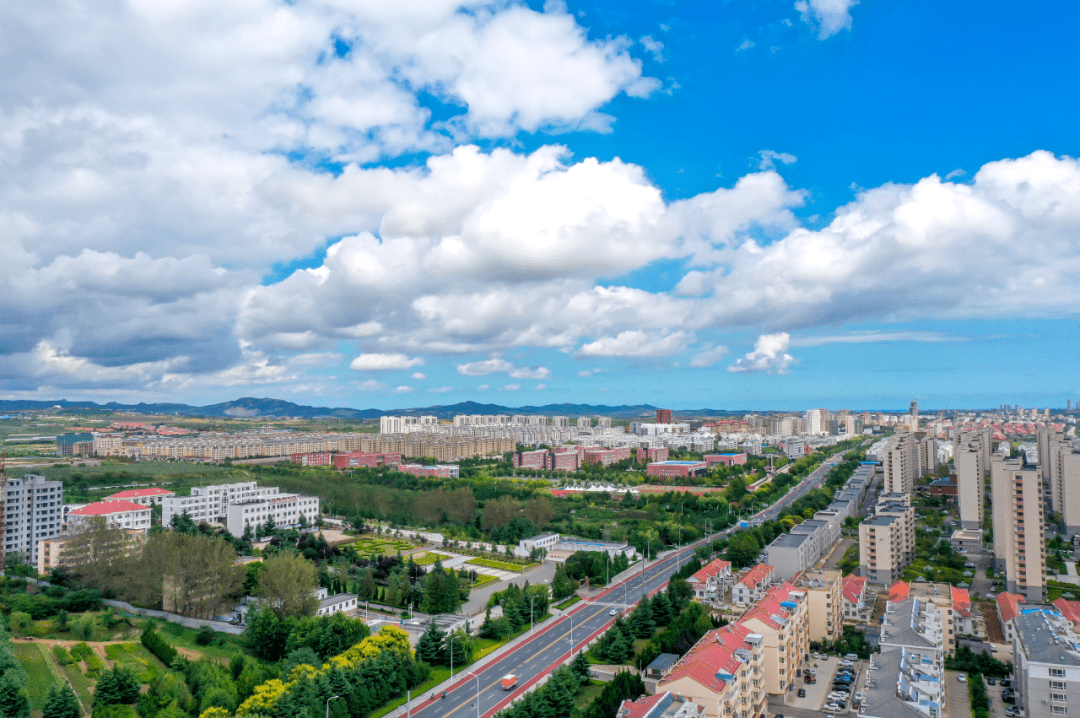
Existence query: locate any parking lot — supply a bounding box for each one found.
[781,654,864,714]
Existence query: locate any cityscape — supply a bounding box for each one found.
[3,1,1080,718]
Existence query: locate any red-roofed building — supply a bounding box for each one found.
[658,624,766,718]
[332,451,403,469]
[888,580,910,602]
[1053,597,1080,629]
[996,591,1024,642]
[689,558,732,603]
[737,582,809,695]
[951,586,983,637]
[103,487,175,506]
[842,574,869,622]
[68,500,152,532]
[616,692,705,718]
[732,563,776,606]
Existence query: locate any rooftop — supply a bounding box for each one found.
[69,500,149,516]
[1015,609,1080,666]
[105,487,175,499]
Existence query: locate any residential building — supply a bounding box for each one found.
[737,582,809,695]
[162,481,320,535]
[67,500,152,532]
[617,692,705,718]
[36,529,145,575]
[225,494,321,536]
[657,623,767,718]
[859,493,916,584]
[996,591,1024,643]
[1044,431,1080,537]
[1013,606,1080,718]
[513,449,548,469]
[657,409,673,424]
[704,454,748,467]
[955,430,991,530]
[2,474,63,567]
[842,574,869,622]
[641,447,671,463]
[950,585,984,638]
[859,580,947,718]
[316,592,358,617]
[103,487,175,506]
[801,569,843,643]
[991,456,1046,601]
[731,564,776,606]
[646,461,708,479]
[763,533,814,581]
[881,431,938,495]
[56,433,94,457]
[689,559,732,603]
[398,464,460,478]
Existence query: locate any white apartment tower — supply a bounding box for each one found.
[991,456,1045,602]
[2,474,63,567]
[1042,429,1080,536]
[955,430,990,530]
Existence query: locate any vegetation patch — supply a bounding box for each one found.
[466,557,537,572]
[13,641,59,712]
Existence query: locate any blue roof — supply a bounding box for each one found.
[652,460,705,466]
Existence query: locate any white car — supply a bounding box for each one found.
[839,660,854,667]
[854,693,864,702]
[609,609,618,616]
[958,674,967,682]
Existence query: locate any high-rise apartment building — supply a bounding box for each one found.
[656,409,673,424]
[2,474,64,567]
[991,456,1045,601]
[859,493,916,584]
[881,431,938,495]
[804,409,824,436]
[1042,430,1080,536]
[955,430,991,530]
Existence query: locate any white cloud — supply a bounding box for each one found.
[353,379,390,392]
[640,36,665,62]
[457,358,514,376]
[790,331,966,347]
[758,150,797,171]
[393,385,414,393]
[689,345,730,367]
[350,353,425,371]
[578,368,605,377]
[509,366,551,380]
[795,0,858,39]
[428,386,454,393]
[535,384,547,390]
[501,383,521,391]
[728,333,796,374]
[411,372,427,380]
[577,331,694,358]
[735,39,755,53]
[477,384,489,392]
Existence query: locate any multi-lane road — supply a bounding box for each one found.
[406,451,847,718]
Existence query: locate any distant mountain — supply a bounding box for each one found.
[0,397,742,420]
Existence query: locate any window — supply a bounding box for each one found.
[1052,681,1067,690]
[1051,694,1067,703]
[1053,669,1067,678]
[1053,707,1067,715]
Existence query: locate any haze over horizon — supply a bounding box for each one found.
[2,0,1078,409]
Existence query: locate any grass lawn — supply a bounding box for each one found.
[472,638,503,661]
[466,558,539,573]
[413,551,452,566]
[573,681,605,711]
[471,574,498,589]
[13,642,60,714]
[368,667,452,718]
[159,622,246,662]
[60,661,95,713]
[554,596,581,610]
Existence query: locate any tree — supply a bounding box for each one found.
[631,599,656,638]
[243,603,291,662]
[0,674,30,718]
[726,532,761,568]
[357,568,378,601]
[415,623,445,665]
[651,591,673,626]
[523,497,554,527]
[93,667,140,707]
[570,651,591,685]
[257,552,319,619]
[482,496,519,531]
[551,564,579,600]
[42,683,79,718]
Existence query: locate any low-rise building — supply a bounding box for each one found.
[517,533,560,556]
[646,461,708,479]
[36,529,146,575]
[842,574,869,622]
[704,454,748,467]
[103,487,175,506]
[689,558,732,603]
[737,582,809,695]
[617,692,705,718]
[317,592,358,617]
[225,494,321,535]
[763,533,814,580]
[732,564,776,606]
[67,500,152,533]
[859,493,915,584]
[290,452,333,466]
[332,451,402,469]
[949,528,984,554]
[398,464,460,478]
[997,591,1024,643]
[658,623,767,718]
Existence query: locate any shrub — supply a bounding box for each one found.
[195,626,216,646]
[142,627,180,667]
[53,645,75,665]
[71,642,93,660]
[86,652,107,678]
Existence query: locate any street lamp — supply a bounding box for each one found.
[326,695,341,718]
[449,634,460,679]
[464,672,481,718]
[530,595,537,634]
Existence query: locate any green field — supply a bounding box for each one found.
[465,558,539,572]
[413,551,452,565]
[13,642,61,714]
[350,537,420,559]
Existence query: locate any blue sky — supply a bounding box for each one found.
[1,0,1078,410]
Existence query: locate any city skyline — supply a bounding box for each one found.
[3,0,1079,408]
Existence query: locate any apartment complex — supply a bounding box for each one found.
[731,564,777,606]
[689,559,733,604]
[162,482,320,536]
[738,582,809,695]
[1040,429,1080,536]
[880,430,939,495]
[36,528,145,575]
[657,623,768,718]
[859,493,916,584]
[1013,607,1080,718]
[955,429,991,530]
[802,569,843,643]
[991,456,1046,601]
[2,474,63,567]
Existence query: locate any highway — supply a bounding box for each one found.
[407,451,848,718]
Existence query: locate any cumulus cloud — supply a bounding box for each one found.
[509,366,551,380]
[728,333,796,374]
[577,331,694,358]
[428,386,454,393]
[411,372,427,380]
[758,150,797,171]
[393,385,414,393]
[350,353,425,371]
[795,0,858,39]
[535,384,547,390]
[457,358,514,376]
[689,345,730,367]
[501,384,521,391]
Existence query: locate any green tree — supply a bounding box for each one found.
[243,604,291,662]
[42,683,80,718]
[570,651,591,685]
[93,667,140,707]
[725,532,761,568]
[651,591,673,626]
[0,674,30,718]
[257,552,318,619]
[631,598,656,638]
[415,623,446,665]
[551,564,578,600]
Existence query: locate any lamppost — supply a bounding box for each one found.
[449,634,459,679]
[464,672,481,718]
[326,695,341,718]
[569,612,575,652]
[530,595,537,634]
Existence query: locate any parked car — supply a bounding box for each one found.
[987,677,996,685]
[845,654,859,661]
[839,660,854,667]
[1001,679,1011,688]
[958,674,967,683]
[797,689,806,698]
[854,693,864,703]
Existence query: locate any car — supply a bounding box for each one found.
[990,645,1000,653]
[958,674,967,682]
[1001,680,1011,688]
[813,652,822,660]
[797,689,806,698]
[609,609,618,616]
[824,704,843,712]
[839,660,854,667]
[854,693,864,702]
[987,677,996,685]
[965,562,976,568]
[845,654,859,661]
[986,592,996,599]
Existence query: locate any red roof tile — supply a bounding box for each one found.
[738,563,774,589]
[105,488,174,500]
[951,586,971,617]
[618,692,667,718]
[1052,598,1080,628]
[888,580,910,602]
[842,575,867,604]
[69,500,149,516]
[690,559,731,586]
[996,592,1023,624]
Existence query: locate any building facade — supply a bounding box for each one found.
[991,456,1046,601]
[2,474,63,566]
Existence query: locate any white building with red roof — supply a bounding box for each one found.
[951,585,984,638]
[736,581,809,695]
[67,500,152,532]
[658,623,766,718]
[617,692,704,718]
[689,558,732,603]
[731,563,776,606]
[841,574,869,622]
[103,487,175,506]
[996,591,1024,642]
